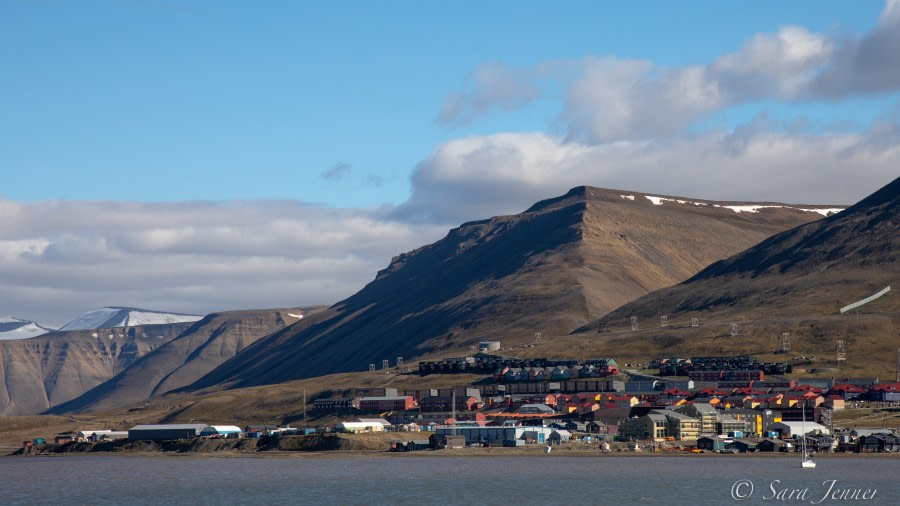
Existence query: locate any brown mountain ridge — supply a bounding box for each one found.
[180,186,835,393]
[569,177,898,376]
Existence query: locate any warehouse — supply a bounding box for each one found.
[435,425,554,445]
[200,425,243,438]
[336,421,384,433]
[128,423,208,441]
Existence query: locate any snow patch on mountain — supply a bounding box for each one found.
[59,307,203,331]
[640,195,843,216]
[0,316,55,340]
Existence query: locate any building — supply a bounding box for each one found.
[479,341,501,351]
[548,430,572,445]
[717,415,752,436]
[824,395,845,410]
[336,421,384,433]
[725,408,781,436]
[662,411,701,441]
[621,413,668,441]
[518,403,556,415]
[313,397,359,410]
[77,430,110,441]
[758,438,792,452]
[676,403,718,436]
[435,425,554,445]
[94,431,128,442]
[866,383,900,402]
[429,434,466,449]
[419,395,478,412]
[128,424,207,441]
[357,388,399,397]
[725,438,759,453]
[358,396,415,411]
[697,436,727,452]
[54,435,73,444]
[858,433,900,452]
[767,421,830,438]
[200,425,243,438]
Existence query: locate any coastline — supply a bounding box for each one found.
[8,440,899,459]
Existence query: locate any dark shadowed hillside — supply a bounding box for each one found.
[184,186,834,391]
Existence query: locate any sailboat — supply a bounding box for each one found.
[801,402,816,469]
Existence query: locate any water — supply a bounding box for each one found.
[1,454,896,504]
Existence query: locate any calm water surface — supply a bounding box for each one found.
[1,454,896,504]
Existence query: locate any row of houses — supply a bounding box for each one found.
[418,355,619,376]
[653,356,792,376]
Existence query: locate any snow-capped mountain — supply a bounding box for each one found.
[0,316,55,340]
[58,307,204,331]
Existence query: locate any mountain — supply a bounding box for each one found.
[47,307,322,415]
[0,317,55,340]
[58,307,203,331]
[570,177,898,375]
[183,186,837,392]
[0,322,193,416]
[594,176,898,321]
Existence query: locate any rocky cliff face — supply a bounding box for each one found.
[46,307,323,415]
[0,323,191,416]
[185,186,833,391]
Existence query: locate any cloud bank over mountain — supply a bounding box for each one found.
[4,1,899,326]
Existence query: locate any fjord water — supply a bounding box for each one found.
[2,455,895,504]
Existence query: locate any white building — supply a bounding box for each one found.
[435,425,554,445]
[200,425,243,438]
[336,421,384,433]
[767,421,830,437]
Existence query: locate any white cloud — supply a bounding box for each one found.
[398,120,900,224]
[0,200,446,327]
[438,61,543,126]
[6,2,900,330]
[440,2,900,142]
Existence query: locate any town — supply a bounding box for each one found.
[17,353,900,455]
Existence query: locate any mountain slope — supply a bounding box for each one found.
[185,186,835,392]
[59,307,203,331]
[0,323,192,416]
[0,317,54,340]
[47,307,321,415]
[595,176,898,322]
[564,177,898,377]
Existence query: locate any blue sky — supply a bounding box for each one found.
[1,0,890,205]
[1,0,898,326]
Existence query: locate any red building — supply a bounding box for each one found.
[419,395,479,412]
[358,396,415,411]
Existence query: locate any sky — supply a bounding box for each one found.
[2,0,899,327]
